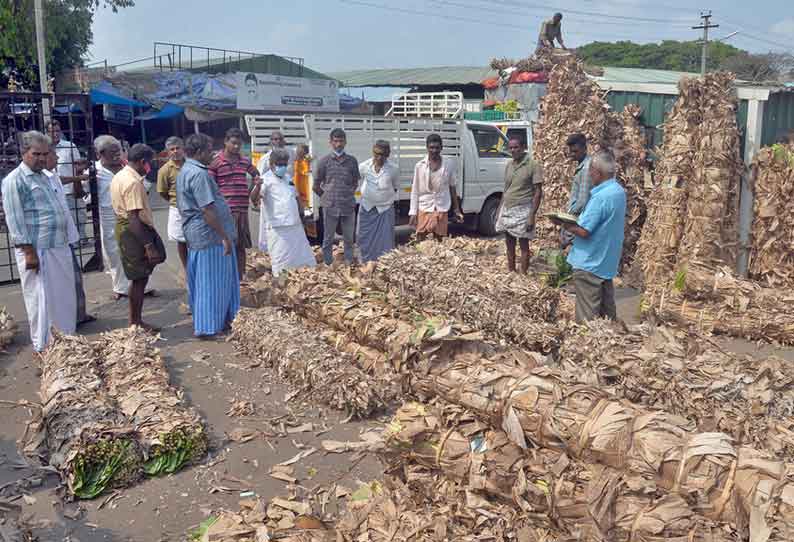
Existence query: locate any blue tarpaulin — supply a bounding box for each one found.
[135,102,184,121]
[90,81,148,107]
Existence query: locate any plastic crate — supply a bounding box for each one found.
[464,110,507,121]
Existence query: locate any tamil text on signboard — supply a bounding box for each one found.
[236,73,339,113]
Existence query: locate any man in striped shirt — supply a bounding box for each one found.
[209,128,260,280]
[2,131,77,352]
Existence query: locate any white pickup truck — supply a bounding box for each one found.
[244,92,533,238]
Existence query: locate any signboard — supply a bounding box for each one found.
[236,72,339,113]
[103,103,134,126]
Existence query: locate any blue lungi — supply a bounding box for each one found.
[356,206,395,263]
[187,244,240,336]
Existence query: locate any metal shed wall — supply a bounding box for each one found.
[762,91,794,144]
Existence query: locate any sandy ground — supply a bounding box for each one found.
[1,201,791,541]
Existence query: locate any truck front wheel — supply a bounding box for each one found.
[477,196,501,236]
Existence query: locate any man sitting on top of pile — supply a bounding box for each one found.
[536,12,567,53]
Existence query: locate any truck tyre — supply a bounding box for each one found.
[478,196,501,237]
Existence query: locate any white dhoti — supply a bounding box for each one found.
[167,206,186,242]
[16,246,76,352]
[99,207,130,296]
[257,209,269,253]
[267,225,316,277]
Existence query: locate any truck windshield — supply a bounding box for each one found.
[468,126,510,158]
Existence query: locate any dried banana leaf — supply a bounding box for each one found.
[38,332,141,498]
[749,143,794,287]
[556,320,794,461]
[230,307,398,418]
[400,331,794,539]
[0,306,17,349]
[382,402,738,542]
[97,328,207,477]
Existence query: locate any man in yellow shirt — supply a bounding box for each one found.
[157,136,187,272]
[111,144,165,331]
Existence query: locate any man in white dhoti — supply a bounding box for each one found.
[95,135,154,299]
[2,131,77,352]
[256,130,296,253]
[250,148,315,277]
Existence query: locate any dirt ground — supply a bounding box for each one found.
[1,203,791,541]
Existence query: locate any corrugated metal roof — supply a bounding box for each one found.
[329,65,701,88]
[329,66,497,87]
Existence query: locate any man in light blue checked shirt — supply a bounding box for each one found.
[561,133,593,248]
[2,131,77,352]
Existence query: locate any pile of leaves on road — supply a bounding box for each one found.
[0,306,18,350]
[98,328,207,477]
[749,142,794,287]
[230,306,400,418]
[29,329,206,498]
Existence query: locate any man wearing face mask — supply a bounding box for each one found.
[111,144,166,332]
[313,128,360,266]
[177,133,240,338]
[255,130,296,253]
[250,148,315,277]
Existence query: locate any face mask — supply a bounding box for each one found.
[274,165,288,178]
[333,149,345,157]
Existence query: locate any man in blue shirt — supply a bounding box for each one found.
[177,133,240,338]
[551,151,626,323]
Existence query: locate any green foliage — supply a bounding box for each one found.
[72,439,137,499]
[576,40,745,73]
[673,268,687,291]
[495,100,519,115]
[538,248,573,289]
[0,0,134,89]
[189,516,218,541]
[142,428,205,476]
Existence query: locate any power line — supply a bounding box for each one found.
[429,0,692,28]
[478,0,689,24]
[692,10,719,75]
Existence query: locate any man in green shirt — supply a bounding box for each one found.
[157,136,187,272]
[496,136,543,274]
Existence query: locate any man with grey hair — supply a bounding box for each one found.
[157,136,188,273]
[47,119,89,242]
[551,151,626,323]
[95,134,153,299]
[177,133,239,338]
[250,148,315,276]
[2,131,77,351]
[256,130,296,253]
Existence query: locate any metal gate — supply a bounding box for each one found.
[0,92,102,285]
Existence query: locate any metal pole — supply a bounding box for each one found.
[693,11,719,76]
[33,0,51,123]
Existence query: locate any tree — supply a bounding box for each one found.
[0,0,134,90]
[576,40,745,73]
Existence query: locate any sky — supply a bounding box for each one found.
[88,0,794,74]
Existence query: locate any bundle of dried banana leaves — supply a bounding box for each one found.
[98,328,207,477]
[490,48,604,76]
[401,332,794,538]
[634,77,701,287]
[532,54,615,246]
[678,72,742,269]
[556,320,794,460]
[364,241,563,352]
[382,402,739,542]
[37,333,141,499]
[750,143,794,287]
[230,307,398,418]
[650,260,794,344]
[243,250,272,281]
[0,306,17,349]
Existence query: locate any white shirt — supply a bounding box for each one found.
[257,147,296,178]
[358,158,399,213]
[44,170,80,245]
[260,170,301,228]
[409,156,459,215]
[55,138,82,195]
[94,161,117,213]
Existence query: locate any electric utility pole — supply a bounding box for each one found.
[34,0,51,123]
[693,10,719,76]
